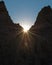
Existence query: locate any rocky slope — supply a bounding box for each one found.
[0,1,23,65]
[30,6,52,65]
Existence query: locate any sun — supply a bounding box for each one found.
[22,25,30,33]
[20,21,31,33]
[23,28,28,33]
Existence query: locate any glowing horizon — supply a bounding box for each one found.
[19,19,32,31]
[23,24,29,33]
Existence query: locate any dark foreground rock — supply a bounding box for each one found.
[30,6,52,65]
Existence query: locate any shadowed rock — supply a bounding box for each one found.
[30,6,52,65]
[0,1,23,65]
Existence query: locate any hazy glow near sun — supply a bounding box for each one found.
[20,20,31,33]
[22,25,30,33]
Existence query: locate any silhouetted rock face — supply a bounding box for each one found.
[0,1,13,25]
[30,6,52,37]
[0,1,23,65]
[30,6,52,65]
[0,1,23,39]
[35,6,52,25]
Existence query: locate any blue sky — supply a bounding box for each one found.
[3,0,52,28]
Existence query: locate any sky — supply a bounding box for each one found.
[3,0,52,28]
